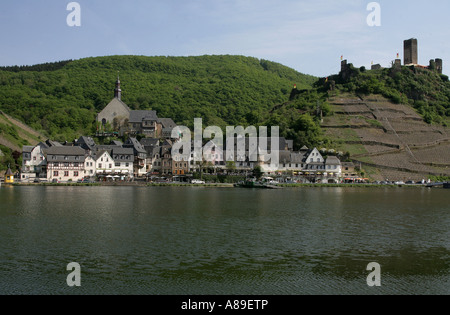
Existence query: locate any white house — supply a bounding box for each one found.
[95,150,115,176]
[21,143,48,182]
[111,147,134,178]
[84,155,96,178]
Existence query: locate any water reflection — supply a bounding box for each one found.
[0,186,448,295]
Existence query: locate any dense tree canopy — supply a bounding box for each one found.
[0,55,316,142]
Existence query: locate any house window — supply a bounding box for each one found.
[74,171,79,177]
[115,163,120,167]
[99,163,102,169]
[74,163,79,167]
[54,163,59,167]
[64,163,69,167]
[33,157,36,161]
[64,171,69,177]
[54,171,59,177]
[109,164,112,169]
[126,163,129,167]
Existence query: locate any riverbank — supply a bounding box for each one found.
[6,182,440,189]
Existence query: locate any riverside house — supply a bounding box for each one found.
[46,146,86,183]
[21,143,48,182]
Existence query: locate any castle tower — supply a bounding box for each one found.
[114,75,122,100]
[435,58,443,74]
[404,38,418,65]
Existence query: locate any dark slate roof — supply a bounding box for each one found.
[129,110,158,123]
[46,146,85,156]
[46,146,86,163]
[75,136,96,150]
[112,147,134,156]
[124,137,147,154]
[158,118,177,129]
[46,139,63,147]
[6,168,14,176]
[140,138,160,147]
[22,146,34,153]
[111,148,134,163]
[111,140,123,146]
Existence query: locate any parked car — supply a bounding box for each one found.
[191,179,206,184]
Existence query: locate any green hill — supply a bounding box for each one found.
[0,55,316,142]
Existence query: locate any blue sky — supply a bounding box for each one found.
[1,0,449,77]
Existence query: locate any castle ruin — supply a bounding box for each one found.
[341,38,443,78]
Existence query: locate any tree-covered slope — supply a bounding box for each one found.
[0,55,316,141]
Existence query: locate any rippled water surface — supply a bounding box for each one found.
[0,186,448,294]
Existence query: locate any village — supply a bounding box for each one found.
[14,77,359,185]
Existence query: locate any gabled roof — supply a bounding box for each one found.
[75,136,96,150]
[95,150,113,162]
[102,98,131,113]
[140,138,160,147]
[158,118,177,129]
[325,156,341,165]
[129,110,158,123]
[45,139,63,147]
[124,137,147,154]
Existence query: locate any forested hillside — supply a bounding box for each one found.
[0,55,316,142]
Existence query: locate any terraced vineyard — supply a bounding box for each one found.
[323,93,450,181]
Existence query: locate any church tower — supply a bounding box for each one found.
[114,75,122,100]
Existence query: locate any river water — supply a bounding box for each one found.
[0,186,448,295]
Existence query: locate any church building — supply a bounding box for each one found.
[96,76,131,130]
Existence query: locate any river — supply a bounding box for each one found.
[0,186,448,295]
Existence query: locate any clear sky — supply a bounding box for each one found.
[1,0,449,77]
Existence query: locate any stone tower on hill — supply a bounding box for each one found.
[404,38,418,65]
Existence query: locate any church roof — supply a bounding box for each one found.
[129,110,158,123]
